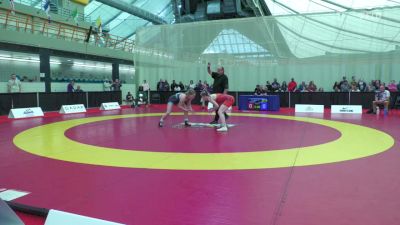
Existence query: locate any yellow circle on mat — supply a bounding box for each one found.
[13,113,394,170]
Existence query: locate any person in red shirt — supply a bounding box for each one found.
[288,78,297,92]
[200,90,235,132]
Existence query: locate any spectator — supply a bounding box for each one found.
[387,80,397,92]
[7,74,21,93]
[370,85,390,114]
[264,81,272,92]
[339,76,347,87]
[67,80,75,92]
[307,81,317,92]
[397,81,400,91]
[188,80,196,89]
[195,80,203,91]
[126,92,134,102]
[103,79,112,91]
[142,80,150,91]
[75,85,83,92]
[271,78,280,92]
[163,80,170,91]
[174,85,181,91]
[157,79,163,91]
[332,81,340,92]
[179,81,185,91]
[298,81,307,92]
[112,79,122,91]
[280,81,288,92]
[288,78,297,92]
[350,76,357,87]
[340,80,350,92]
[351,84,360,92]
[170,80,177,91]
[254,85,265,95]
[358,79,367,92]
[318,87,324,92]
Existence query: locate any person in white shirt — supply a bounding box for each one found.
[103,79,111,91]
[142,80,150,91]
[7,74,21,93]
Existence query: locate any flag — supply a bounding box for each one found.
[43,0,50,16]
[71,7,78,23]
[96,16,102,28]
[9,0,15,14]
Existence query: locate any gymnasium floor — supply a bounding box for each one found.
[1,105,399,225]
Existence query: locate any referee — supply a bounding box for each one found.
[207,62,229,124]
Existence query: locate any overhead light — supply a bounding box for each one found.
[0,56,40,63]
[0,56,61,64]
[73,62,111,69]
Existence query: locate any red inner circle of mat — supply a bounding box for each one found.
[64,115,341,153]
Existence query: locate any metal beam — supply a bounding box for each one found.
[94,0,167,24]
[102,0,139,26]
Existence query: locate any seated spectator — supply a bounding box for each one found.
[332,81,340,92]
[318,87,324,92]
[288,78,297,92]
[174,85,181,91]
[195,80,203,91]
[298,81,307,92]
[280,81,288,92]
[370,85,390,114]
[179,81,185,91]
[307,81,317,92]
[271,78,280,92]
[388,80,397,92]
[358,79,367,92]
[264,81,272,92]
[75,85,83,92]
[350,76,357,87]
[188,80,196,89]
[339,76,347,87]
[163,80,170,91]
[340,80,350,92]
[126,92,134,102]
[7,73,21,93]
[254,85,265,95]
[157,79,163,91]
[67,80,75,92]
[170,80,177,91]
[350,84,360,92]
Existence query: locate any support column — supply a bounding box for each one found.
[112,63,119,81]
[39,49,51,93]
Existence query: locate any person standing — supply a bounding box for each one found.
[207,62,229,124]
[112,79,122,91]
[7,74,21,93]
[67,80,75,92]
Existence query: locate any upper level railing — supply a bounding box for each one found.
[0,8,135,53]
[12,0,92,23]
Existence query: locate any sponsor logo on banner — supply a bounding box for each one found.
[295,104,324,113]
[8,107,44,119]
[60,104,86,114]
[331,105,362,114]
[100,102,121,111]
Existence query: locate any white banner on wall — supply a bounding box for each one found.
[331,105,362,114]
[295,104,324,113]
[59,104,86,114]
[100,102,121,111]
[8,107,44,119]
